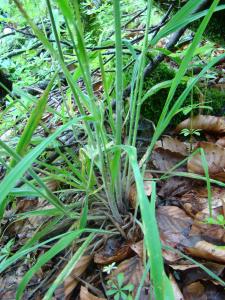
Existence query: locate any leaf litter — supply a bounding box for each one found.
[2,113,225,299]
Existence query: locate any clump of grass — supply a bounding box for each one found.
[0,0,224,299]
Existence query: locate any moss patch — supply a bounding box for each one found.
[124,59,225,125]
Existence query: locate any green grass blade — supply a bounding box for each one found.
[0,117,86,218]
[10,73,57,167]
[151,0,205,45]
[43,233,94,300]
[16,230,82,300]
[113,145,173,300]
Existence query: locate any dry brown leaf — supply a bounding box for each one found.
[185,240,225,263]
[157,206,193,246]
[176,115,225,134]
[130,240,144,259]
[157,206,225,263]
[158,176,195,200]
[151,148,186,172]
[169,263,198,271]
[181,186,225,217]
[129,171,153,209]
[94,238,133,265]
[109,256,150,298]
[80,286,105,300]
[64,255,92,298]
[151,148,194,199]
[157,206,193,263]
[155,136,187,156]
[188,142,225,182]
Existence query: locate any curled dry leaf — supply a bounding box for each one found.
[109,256,150,298]
[94,238,133,265]
[176,115,225,134]
[157,206,225,263]
[185,240,225,263]
[64,255,92,298]
[80,286,105,300]
[155,136,187,156]
[188,142,225,182]
[128,171,152,209]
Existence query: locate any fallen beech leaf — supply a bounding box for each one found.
[109,256,150,298]
[64,255,92,298]
[128,171,152,209]
[94,238,133,265]
[158,176,195,200]
[151,148,194,199]
[151,148,186,172]
[157,206,225,263]
[169,263,197,271]
[188,142,225,182]
[157,206,193,263]
[80,286,105,300]
[181,186,225,217]
[155,136,187,156]
[157,206,193,246]
[176,115,225,134]
[186,240,225,263]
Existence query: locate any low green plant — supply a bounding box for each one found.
[106,273,134,300]
[180,128,201,137]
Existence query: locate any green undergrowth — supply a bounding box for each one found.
[124,58,225,125]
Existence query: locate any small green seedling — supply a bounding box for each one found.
[180,128,201,137]
[106,273,134,300]
[181,104,212,116]
[205,214,225,229]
